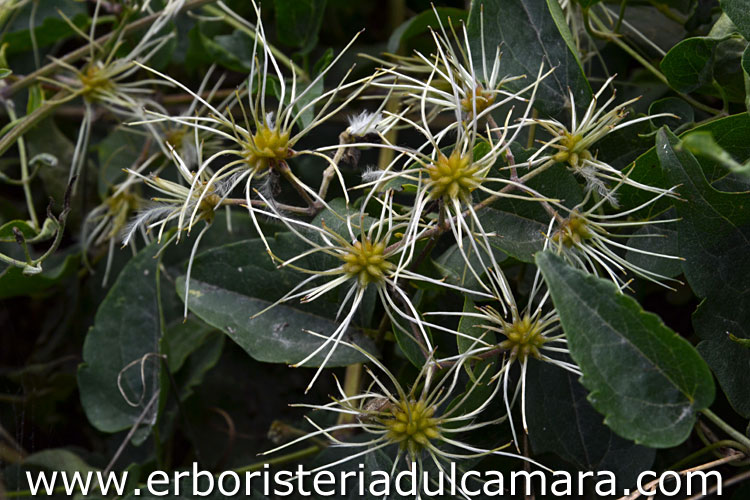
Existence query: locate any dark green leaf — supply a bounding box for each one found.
[433,240,507,290]
[176,237,376,366]
[0,252,79,299]
[680,130,750,177]
[536,251,715,447]
[198,29,253,73]
[661,37,719,94]
[657,127,750,417]
[387,7,467,53]
[0,219,38,242]
[720,0,750,40]
[649,97,695,132]
[476,207,547,262]
[624,223,683,279]
[97,127,146,198]
[1,2,90,56]
[22,449,96,476]
[456,296,495,354]
[275,0,327,54]
[162,319,218,374]
[77,242,163,434]
[467,0,592,118]
[526,360,656,485]
[743,45,750,112]
[622,113,750,212]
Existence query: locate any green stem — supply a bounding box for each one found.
[337,364,363,426]
[668,439,747,470]
[613,0,627,34]
[701,409,750,453]
[646,0,688,25]
[588,11,722,117]
[201,4,309,83]
[3,103,38,229]
[0,90,79,158]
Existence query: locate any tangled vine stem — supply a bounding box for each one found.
[700,409,750,454]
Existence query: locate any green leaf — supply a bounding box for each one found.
[433,241,506,290]
[77,242,163,435]
[387,7,467,53]
[649,97,695,132]
[313,47,334,77]
[167,328,224,403]
[577,0,603,7]
[456,296,495,354]
[275,0,327,54]
[0,219,38,242]
[488,161,584,221]
[660,33,747,103]
[720,0,750,40]
[536,251,715,447]
[198,29,253,73]
[526,360,656,485]
[0,251,79,299]
[311,198,376,240]
[476,207,547,262]
[178,277,373,367]
[657,127,750,418]
[22,449,97,476]
[657,128,750,297]
[162,319,218,374]
[680,130,750,177]
[96,127,147,198]
[624,223,682,279]
[26,84,44,114]
[622,113,750,212]
[176,237,376,366]
[1,1,90,56]
[467,0,592,118]
[661,37,719,94]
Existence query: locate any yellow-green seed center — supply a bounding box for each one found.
[552,214,592,247]
[552,132,592,168]
[461,85,495,115]
[499,314,547,362]
[79,64,113,99]
[383,400,441,454]
[427,150,481,202]
[242,125,290,171]
[341,239,393,286]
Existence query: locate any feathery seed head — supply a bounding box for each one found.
[461,84,496,116]
[552,212,593,247]
[341,238,394,287]
[79,63,115,100]
[242,125,291,172]
[551,132,593,168]
[498,314,548,362]
[427,149,481,202]
[383,399,441,454]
